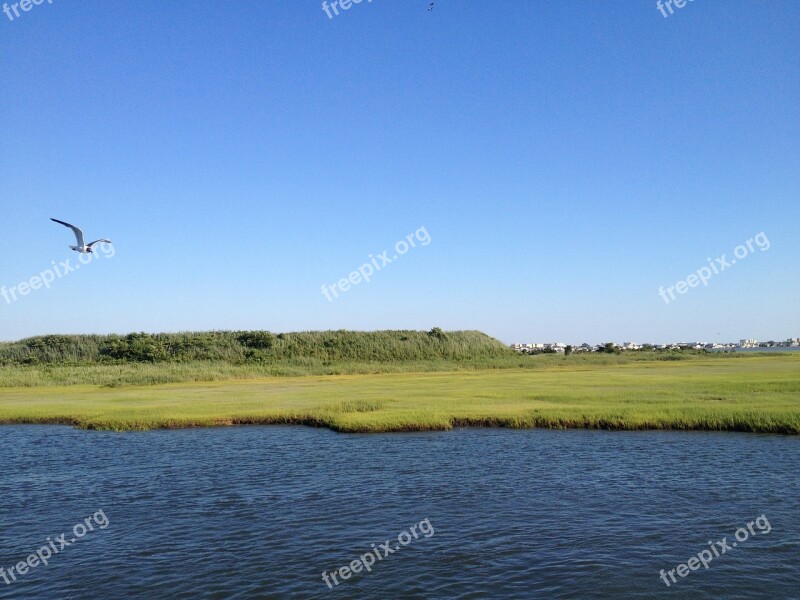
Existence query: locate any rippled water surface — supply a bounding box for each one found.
[0,426,798,599]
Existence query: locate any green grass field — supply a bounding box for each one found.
[1,354,798,434]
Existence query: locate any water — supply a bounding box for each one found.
[0,426,798,599]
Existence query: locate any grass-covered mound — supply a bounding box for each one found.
[0,329,513,366]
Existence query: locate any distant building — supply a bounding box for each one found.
[511,342,565,353]
[512,337,795,353]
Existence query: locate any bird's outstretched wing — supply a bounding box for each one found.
[51,218,85,247]
[87,239,112,248]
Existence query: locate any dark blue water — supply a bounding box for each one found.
[0,427,798,599]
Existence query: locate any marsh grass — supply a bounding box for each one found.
[0,354,797,434]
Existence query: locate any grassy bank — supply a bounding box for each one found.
[1,354,798,434]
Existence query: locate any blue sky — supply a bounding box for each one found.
[1,1,798,344]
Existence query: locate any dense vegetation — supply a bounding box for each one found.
[0,329,513,366]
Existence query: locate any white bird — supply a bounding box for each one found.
[50,218,112,254]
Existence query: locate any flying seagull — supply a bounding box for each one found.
[50,218,112,254]
[427,2,434,10]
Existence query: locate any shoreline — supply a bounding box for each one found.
[1,415,798,435]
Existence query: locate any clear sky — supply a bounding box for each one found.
[1,1,798,344]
